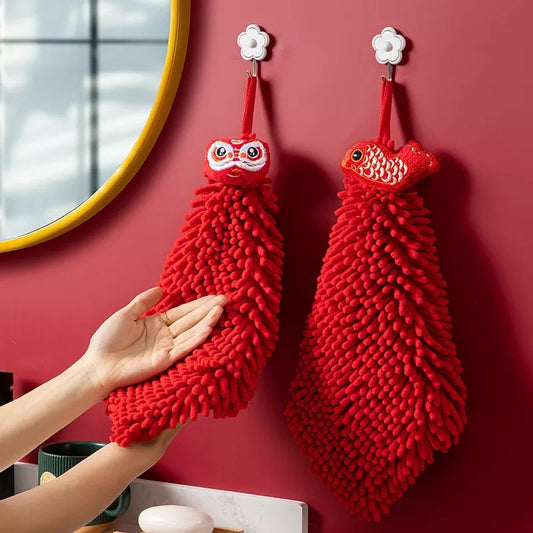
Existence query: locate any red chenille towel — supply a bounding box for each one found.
[285,79,467,520]
[106,76,284,446]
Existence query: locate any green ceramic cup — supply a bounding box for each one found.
[38,441,131,526]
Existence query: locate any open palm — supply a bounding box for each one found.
[82,287,226,396]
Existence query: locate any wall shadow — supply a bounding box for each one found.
[257,77,340,412]
[377,154,533,533]
[257,77,341,533]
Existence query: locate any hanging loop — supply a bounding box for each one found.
[376,78,395,149]
[241,72,258,139]
[372,27,406,148]
[238,25,270,138]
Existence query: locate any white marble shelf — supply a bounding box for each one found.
[15,463,308,533]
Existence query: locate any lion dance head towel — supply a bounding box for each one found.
[106,75,284,446]
[285,79,467,520]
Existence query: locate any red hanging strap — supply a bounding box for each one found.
[376,78,394,148]
[241,75,257,139]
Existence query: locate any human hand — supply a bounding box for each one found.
[80,287,227,398]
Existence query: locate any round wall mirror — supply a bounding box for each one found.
[0,0,190,252]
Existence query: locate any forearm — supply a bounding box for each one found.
[0,358,104,471]
[0,441,162,533]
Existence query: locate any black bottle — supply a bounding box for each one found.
[0,372,14,499]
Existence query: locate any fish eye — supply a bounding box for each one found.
[216,146,227,157]
[247,146,259,158]
[352,149,363,162]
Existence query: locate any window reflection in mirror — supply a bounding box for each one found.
[0,0,169,240]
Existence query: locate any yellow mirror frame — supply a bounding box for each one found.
[0,0,190,253]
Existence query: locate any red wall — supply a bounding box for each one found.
[1,2,533,532]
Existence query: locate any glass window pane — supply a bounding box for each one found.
[0,0,89,40]
[98,0,169,40]
[97,43,166,186]
[0,44,90,240]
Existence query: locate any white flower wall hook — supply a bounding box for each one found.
[238,24,270,61]
[372,27,406,65]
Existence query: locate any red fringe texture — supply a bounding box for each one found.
[106,179,284,446]
[285,175,467,521]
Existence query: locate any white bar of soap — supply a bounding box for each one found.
[138,505,215,533]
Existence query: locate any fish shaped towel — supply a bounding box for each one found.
[285,79,467,521]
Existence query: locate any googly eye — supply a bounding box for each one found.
[352,149,363,162]
[216,146,227,158]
